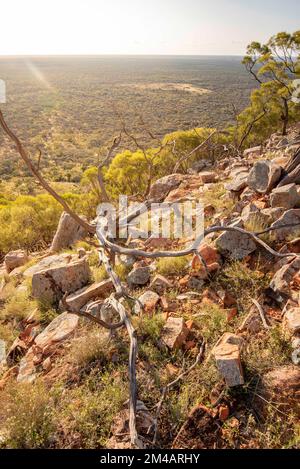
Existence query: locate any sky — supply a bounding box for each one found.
[0,0,299,56]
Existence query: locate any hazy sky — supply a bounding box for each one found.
[0,0,299,56]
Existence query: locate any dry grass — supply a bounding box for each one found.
[156,255,190,277]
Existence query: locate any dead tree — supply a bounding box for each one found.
[1,108,300,447]
[277,146,300,187]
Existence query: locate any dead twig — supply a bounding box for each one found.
[251,298,270,329]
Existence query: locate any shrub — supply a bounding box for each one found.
[0,381,55,448]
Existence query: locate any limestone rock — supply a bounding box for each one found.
[270,183,299,209]
[216,220,256,260]
[64,279,113,312]
[50,211,88,252]
[161,317,189,350]
[127,266,150,287]
[4,250,28,273]
[32,257,91,303]
[213,333,244,387]
[248,160,281,194]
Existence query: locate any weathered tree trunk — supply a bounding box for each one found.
[277,147,300,187]
[281,98,289,136]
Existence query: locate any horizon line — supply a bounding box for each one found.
[0,53,245,58]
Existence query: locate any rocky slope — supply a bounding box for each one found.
[0,126,300,449]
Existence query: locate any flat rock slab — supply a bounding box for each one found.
[65,279,113,312]
[35,312,79,350]
[24,253,75,277]
[31,257,91,303]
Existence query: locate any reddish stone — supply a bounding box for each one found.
[227,308,238,323]
[218,405,230,421]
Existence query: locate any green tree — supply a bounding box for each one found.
[241,31,300,140]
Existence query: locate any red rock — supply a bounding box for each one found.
[192,243,220,270]
[227,308,238,323]
[218,405,230,421]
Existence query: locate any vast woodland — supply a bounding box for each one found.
[1,30,300,451]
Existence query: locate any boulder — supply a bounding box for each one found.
[216,220,256,260]
[270,257,300,295]
[270,183,299,209]
[50,211,89,252]
[35,312,79,351]
[4,250,28,273]
[150,274,172,295]
[247,160,281,194]
[127,266,150,287]
[270,209,300,241]
[134,290,160,314]
[283,308,300,335]
[64,279,113,312]
[149,174,184,202]
[161,317,189,350]
[213,333,244,387]
[32,257,91,303]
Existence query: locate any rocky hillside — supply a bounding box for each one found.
[1,126,300,449]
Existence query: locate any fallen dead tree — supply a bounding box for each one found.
[1,109,300,447]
